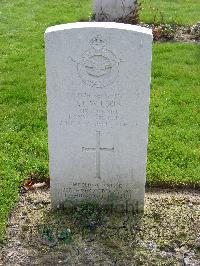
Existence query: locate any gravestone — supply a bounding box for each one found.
[93,0,137,22]
[45,22,152,213]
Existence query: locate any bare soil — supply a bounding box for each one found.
[0,188,199,265]
[139,23,200,43]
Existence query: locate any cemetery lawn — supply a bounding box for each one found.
[0,0,200,241]
[140,0,200,25]
[148,42,200,188]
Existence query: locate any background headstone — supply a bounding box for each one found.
[93,0,137,22]
[45,22,152,212]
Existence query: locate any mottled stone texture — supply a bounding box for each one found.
[45,22,152,212]
[93,0,137,22]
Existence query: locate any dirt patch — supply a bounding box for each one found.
[1,188,200,265]
[139,23,200,43]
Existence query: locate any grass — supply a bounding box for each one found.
[140,0,200,25]
[0,0,199,241]
[148,43,200,187]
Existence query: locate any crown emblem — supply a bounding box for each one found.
[90,35,105,51]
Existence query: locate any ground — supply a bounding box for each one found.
[1,187,199,265]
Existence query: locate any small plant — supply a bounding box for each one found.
[89,13,96,22]
[117,1,142,25]
[150,6,178,26]
[72,201,106,230]
[40,227,54,242]
[38,227,72,246]
[58,228,72,244]
[152,24,175,41]
[39,227,58,247]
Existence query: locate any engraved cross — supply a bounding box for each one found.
[82,131,114,179]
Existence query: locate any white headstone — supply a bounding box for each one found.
[93,0,137,22]
[45,22,152,213]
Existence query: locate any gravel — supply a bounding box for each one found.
[1,188,199,265]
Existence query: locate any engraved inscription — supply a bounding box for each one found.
[53,182,140,213]
[82,131,114,179]
[63,182,132,202]
[59,91,128,128]
[76,35,121,88]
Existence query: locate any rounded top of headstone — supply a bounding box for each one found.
[45,22,152,36]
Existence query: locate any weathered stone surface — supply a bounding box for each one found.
[45,22,152,211]
[93,0,137,22]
